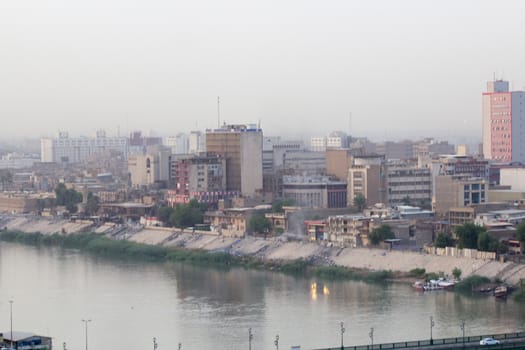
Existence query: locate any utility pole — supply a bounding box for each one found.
[369,327,374,348]
[9,300,13,349]
[153,337,158,350]
[340,322,345,350]
[81,319,91,350]
[460,320,465,348]
[430,316,435,345]
[248,328,253,350]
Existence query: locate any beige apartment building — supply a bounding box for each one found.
[206,124,263,197]
[433,175,488,217]
[347,155,387,207]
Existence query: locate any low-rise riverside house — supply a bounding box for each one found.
[1,331,52,350]
[305,220,326,241]
[0,192,40,214]
[448,202,509,231]
[204,205,271,237]
[326,214,370,247]
[264,206,302,234]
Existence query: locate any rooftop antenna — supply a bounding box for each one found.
[217,96,221,128]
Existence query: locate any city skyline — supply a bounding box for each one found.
[1,0,525,142]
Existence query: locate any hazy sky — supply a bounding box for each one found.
[1,0,524,142]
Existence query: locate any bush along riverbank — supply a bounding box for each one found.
[0,230,394,283]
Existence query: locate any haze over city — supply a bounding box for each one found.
[1,0,525,142]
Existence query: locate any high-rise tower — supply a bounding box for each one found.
[482,80,525,162]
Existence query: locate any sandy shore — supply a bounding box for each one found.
[3,215,525,286]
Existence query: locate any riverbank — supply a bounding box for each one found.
[2,214,525,285]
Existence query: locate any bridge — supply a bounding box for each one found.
[314,331,525,350]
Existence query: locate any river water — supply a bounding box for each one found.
[0,242,524,350]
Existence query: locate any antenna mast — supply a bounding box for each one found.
[217,96,220,128]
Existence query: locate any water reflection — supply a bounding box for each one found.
[0,242,524,350]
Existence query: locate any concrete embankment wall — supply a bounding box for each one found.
[3,215,525,286]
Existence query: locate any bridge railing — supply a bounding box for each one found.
[314,331,525,350]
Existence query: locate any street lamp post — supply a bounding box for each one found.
[430,316,435,345]
[9,300,13,350]
[340,322,345,350]
[460,320,465,348]
[178,342,181,350]
[274,334,279,350]
[248,328,253,350]
[153,337,158,350]
[81,319,91,350]
[369,327,374,349]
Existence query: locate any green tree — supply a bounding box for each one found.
[55,183,83,213]
[434,232,454,248]
[452,267,462,280]
[157,206,174,225]
[272,199,295,213]
[477,231,507,253]
[477,231,492,251]
[170,199,204,228]
[401,195,411,206]
[84,192,100,216]
[353,193,367,211]
[369,224,395,245]
[516,222,525,253]
[248,214,271,234]
[455,223,486,249]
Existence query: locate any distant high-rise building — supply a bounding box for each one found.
[40,130,128,163]
[189,131,205,154]
[482,80,525,162]
[205,124,263,196]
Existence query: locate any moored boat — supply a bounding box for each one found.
[493,285,508,298]
[413,280,425,291]
[437,278,456,290]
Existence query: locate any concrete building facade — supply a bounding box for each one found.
[205,124,263,197]
[128,147,170,188]
[282,175,347,208]
[41,131,128,163]
[482,80,525,162]
[347,155,387,207]
[386,160,432,207]
[167,154,227,204]
[433,175,488,217]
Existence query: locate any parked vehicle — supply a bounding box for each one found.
[480,337,500,345]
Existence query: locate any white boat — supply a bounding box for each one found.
[437,278,456,290]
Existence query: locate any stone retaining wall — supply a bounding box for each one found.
[424,245,496,260]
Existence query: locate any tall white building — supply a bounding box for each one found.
[189,131,205,153]
[40,131,128,163]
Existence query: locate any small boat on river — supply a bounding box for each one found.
[413,278,456,292]
[493,285,508,299]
